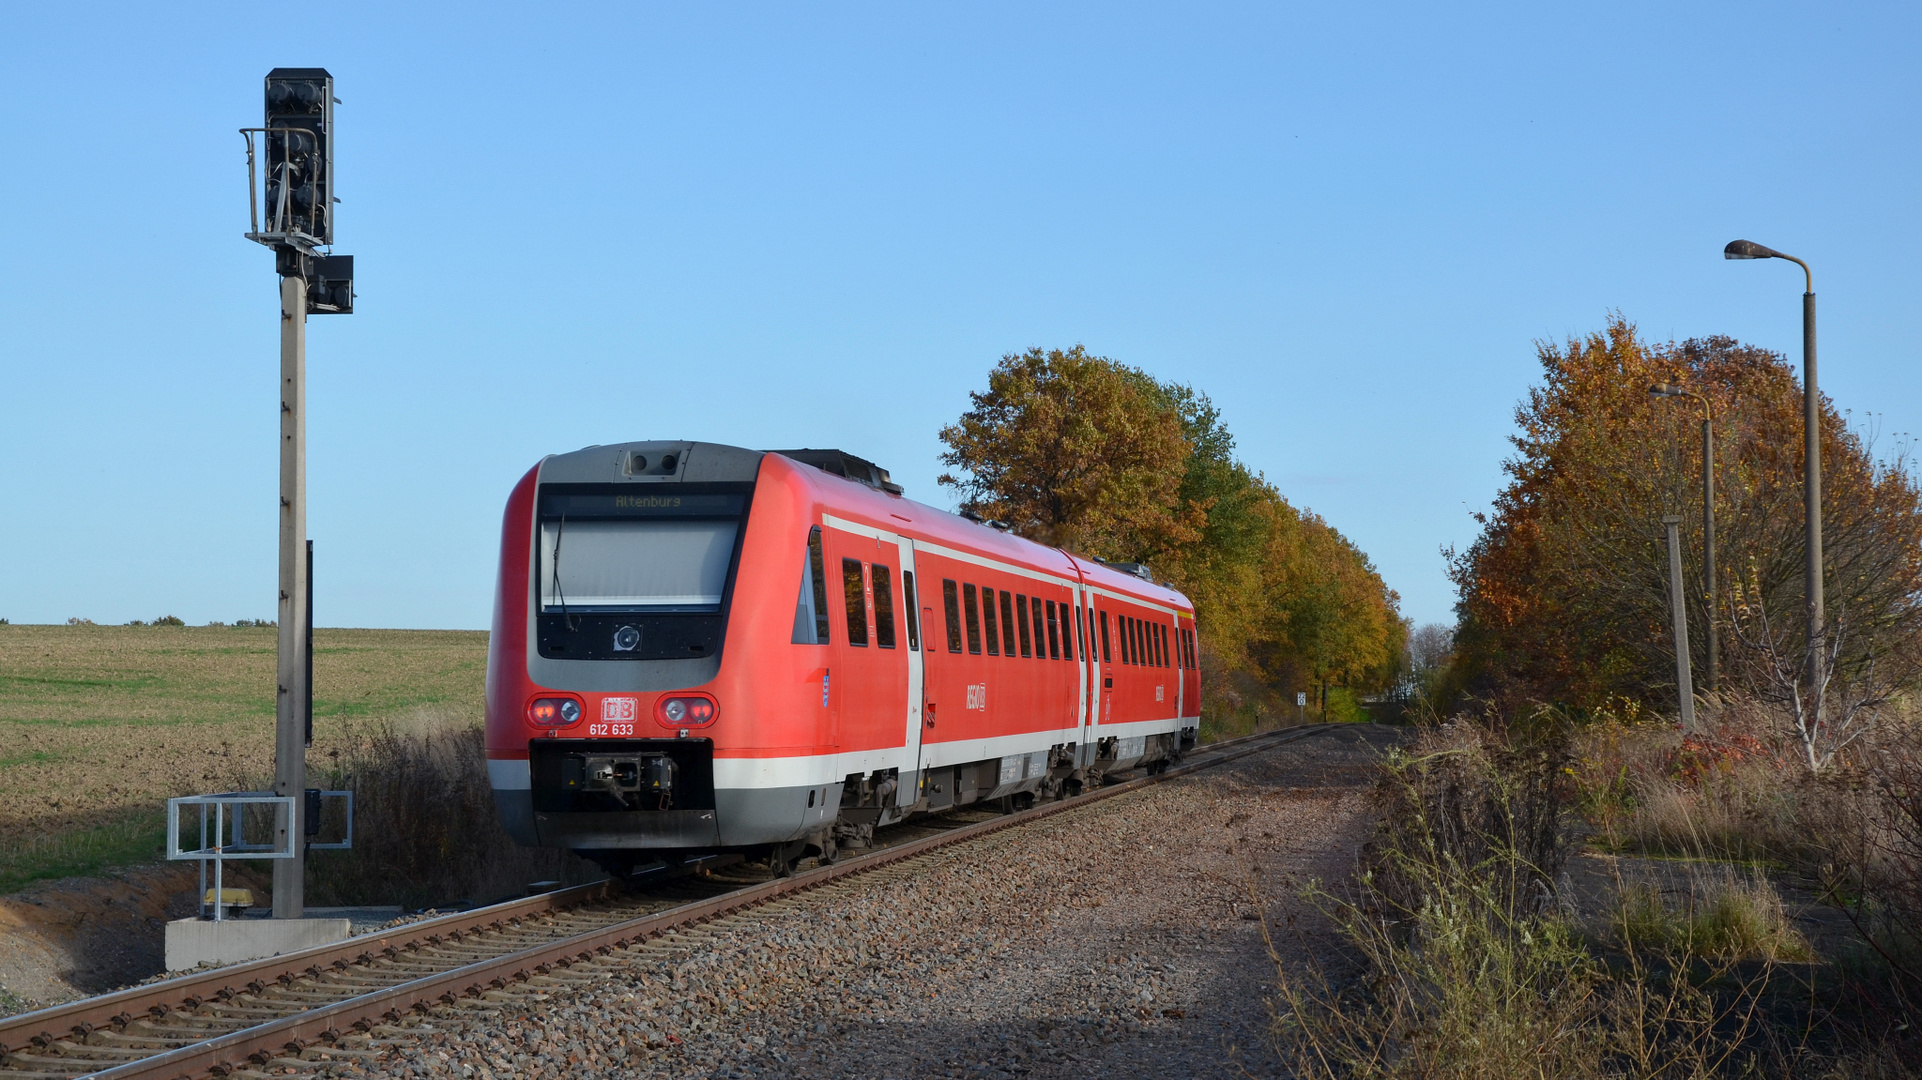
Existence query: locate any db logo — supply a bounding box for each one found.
[965,684,987,710]
[602,697,638,722]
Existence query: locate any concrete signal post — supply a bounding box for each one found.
[1661,515,1699,734]
[243,68,355,920]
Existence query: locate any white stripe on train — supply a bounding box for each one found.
[486,715,1199,793]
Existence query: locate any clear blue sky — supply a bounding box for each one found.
[3,3,1917,632]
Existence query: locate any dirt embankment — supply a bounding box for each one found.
[0,863,242,1010]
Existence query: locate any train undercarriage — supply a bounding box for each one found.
[540,727,1199,881]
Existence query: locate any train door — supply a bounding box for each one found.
[1173,614,1185,723]
[899,538,927,806]
[1076,583,1097,751]
[822,528,912,773]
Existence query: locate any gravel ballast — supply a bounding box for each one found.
[329,725,1400,1080]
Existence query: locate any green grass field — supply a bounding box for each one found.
[0,624,487,893]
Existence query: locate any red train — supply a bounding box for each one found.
[485,443,1201,875]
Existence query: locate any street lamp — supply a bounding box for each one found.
[1723,239,1821,717]
[1649,382,1718,692]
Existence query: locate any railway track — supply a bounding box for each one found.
[0,723,1336,1080]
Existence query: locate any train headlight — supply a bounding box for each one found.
[528,695,584,727]
[655,693,717,728]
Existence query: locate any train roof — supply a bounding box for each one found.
[762,448,1193,613]
[536,441,1193,613]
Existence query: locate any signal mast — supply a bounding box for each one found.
[241,69,354,918]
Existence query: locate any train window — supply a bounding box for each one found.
[873,565,897,649]
[1100,610,1111,663]
[1086,608,1098,661]
[942,579,962,653]
[1117,616,1129,664]
[1014,595,1033,657]
[1031,597,1048,661]
[1127,617,1140,665]
[999,591,1018,659]
[963,584,983,654]
[843,559,869,646]
[1187,628,1197,667]
[981,588,1000,655]
[902,571,920,651]
[1135,619,1147,667]
[1072,604,1084,661]
[1151,622,1161,667]
[1041,600,1058,659]
[1157,623,1168,667]
[791,527,830,645]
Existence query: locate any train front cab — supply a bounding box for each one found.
[486,443,853,872]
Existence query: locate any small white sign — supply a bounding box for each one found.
[603,697,638,722]
[966,683,987,710]
[1296,692,1307,707]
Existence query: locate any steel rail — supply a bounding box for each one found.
[2,722,1338,1080]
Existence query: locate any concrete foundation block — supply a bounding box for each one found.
[165,916,351,971]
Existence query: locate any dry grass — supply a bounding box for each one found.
[305,707,599,909]
[1569,693,1922,995]
[1610,869,1814,963]
[1572,696,1808,864]
[1267,714,1891,1079]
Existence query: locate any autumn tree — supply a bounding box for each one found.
[940,345,1405,705]
[938,346,1203,557]
[1448,316,1922,750]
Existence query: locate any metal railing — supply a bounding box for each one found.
[167,790,353,920]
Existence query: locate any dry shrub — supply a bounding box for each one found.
[1809,708,1922,1006]
[306,708,598,909]
[1361,714,1570,921]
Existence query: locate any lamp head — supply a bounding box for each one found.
[1648,383,1683,397]
[1724,239,1779,261]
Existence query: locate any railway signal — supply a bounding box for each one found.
[241,67,357,919]
[260,69,334,248]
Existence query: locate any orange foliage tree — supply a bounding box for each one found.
[1448,316,1922,726]
[940,346,1405,707]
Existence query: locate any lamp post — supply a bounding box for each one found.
[1649,382,1718,691]
[1723,239,1820,716]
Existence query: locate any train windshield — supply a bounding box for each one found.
[536,489,748,614]
[539,519,738,612]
